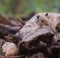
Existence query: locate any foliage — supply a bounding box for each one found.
[0,0,60,17]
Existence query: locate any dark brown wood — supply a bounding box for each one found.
[0,56,21,58]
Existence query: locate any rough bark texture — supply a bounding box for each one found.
[0,12,60,58]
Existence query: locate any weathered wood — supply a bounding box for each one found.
[16,13,54,42]
[54,33,60,42]
[4,34,18,44]
[2,42,19,56]
[56,23,60,32]
[0,24,20,34]
[0,12,60,58]
[0,15,16,26]
[0,56,22,58]
[30,53,45,58]
[21,11,36,21]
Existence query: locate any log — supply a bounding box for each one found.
[2,42,19,56]
[0,24,20,34]
[0,15,16,26]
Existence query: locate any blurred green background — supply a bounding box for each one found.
[0,0,60,17]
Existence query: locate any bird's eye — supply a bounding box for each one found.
[36,15,40,19]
